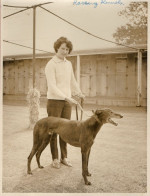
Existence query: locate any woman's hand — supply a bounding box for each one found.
[80,93,85,99]
[74,93,85,100]
[65,97,78,105]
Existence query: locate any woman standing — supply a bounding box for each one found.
[45,37,84,169]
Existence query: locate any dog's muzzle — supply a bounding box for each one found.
[108,114,123,126]
[108,118,118,126]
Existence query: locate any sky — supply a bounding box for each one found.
[2,0,135,56]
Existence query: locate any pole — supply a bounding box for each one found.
[27,6,40,129]
[77,55,80,86]
[137,50,142,107]
[33,6,36,88]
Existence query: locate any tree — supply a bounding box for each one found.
[113,2,148,45]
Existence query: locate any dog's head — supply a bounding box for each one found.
[92,108,123,126]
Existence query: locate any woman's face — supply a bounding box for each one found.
[56,43,69,59]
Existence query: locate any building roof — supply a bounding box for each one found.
[3,44,147,61]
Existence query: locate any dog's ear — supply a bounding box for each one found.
[95,109,102,115]
[92,110,95,114]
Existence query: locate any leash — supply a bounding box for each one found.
[80,98,83,120]
[73,96,90,120]
[75,97,84,121]
[77,102,91,118]
[73,96,101,124]
[76,102,101,123]
[75,104,79,120]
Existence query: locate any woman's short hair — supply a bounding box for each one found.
[54,37,73,54]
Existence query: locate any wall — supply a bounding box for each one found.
[3,56,77,95]
[80,53,147,106]
[3,52,147,106]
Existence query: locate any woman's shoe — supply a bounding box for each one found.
[60,158,72,167]
[52,159,60,169]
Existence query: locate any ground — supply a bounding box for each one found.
[2,103,147,193]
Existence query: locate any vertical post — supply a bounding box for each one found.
[33,6,36,88]
[77,55,80,86]
[27,6,40,130]
[137,50,142,107]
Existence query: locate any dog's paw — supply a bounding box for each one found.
[85,181,92,185]
[39,166,44,169]
[27,171,33,175]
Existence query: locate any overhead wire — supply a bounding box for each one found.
[3,2,142,54]
[3,5,31,8]
[3,2,53,19]
[39,5,140,51]
[3,7,32,19]
[3,40,50,53]
[3,2,53,9]
[3,2,53,54]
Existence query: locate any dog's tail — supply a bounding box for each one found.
[32,124,40,145]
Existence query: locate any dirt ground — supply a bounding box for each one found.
[2,103,147,193]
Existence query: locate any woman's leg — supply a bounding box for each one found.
[59,101,72,160]
[47,100,63,161]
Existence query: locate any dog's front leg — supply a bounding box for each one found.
[81,151,91,185]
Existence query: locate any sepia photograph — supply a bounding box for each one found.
[1,0,149,194]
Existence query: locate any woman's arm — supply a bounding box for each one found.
[70,63,85,98]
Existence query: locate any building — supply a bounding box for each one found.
[3,45,147,106]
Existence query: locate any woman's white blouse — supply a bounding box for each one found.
[45,55,81,100]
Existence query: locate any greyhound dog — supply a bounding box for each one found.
[27,108,123,185]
